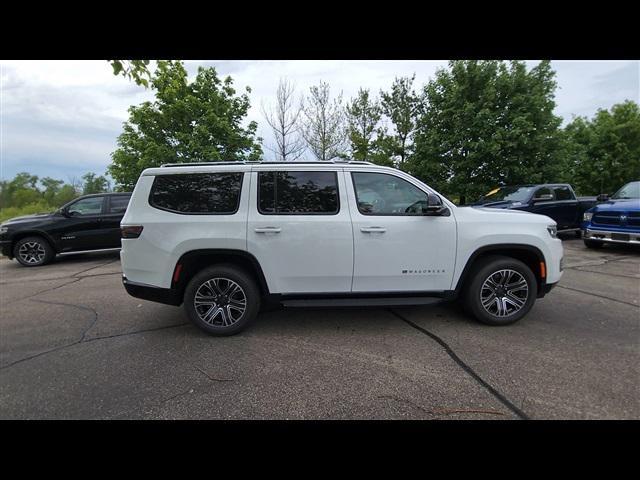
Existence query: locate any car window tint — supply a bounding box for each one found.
[534,187,553,199]
[352,172,428,215]
[149,173,244,214]
[553,186,573,201]
[108,196,130,214]
[258,171,339,215]
[68,197,104,215]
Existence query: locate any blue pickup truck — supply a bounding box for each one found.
[582,181,640,249]
[471,184,597,233]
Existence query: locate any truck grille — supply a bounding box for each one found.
[592,211,623,226]
[593,211,640,228]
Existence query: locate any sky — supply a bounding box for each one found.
[1,60,638,182]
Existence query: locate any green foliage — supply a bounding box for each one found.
[409,60,563,203]
[81,172,110,195]
[380,75,422,167]
[0,171,111,223]
[109,60,263,190]
[564,100,640,195]
[109,60,152,88]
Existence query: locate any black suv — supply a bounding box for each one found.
[0,192,131,267]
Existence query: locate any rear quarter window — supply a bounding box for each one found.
[149,173,244,214]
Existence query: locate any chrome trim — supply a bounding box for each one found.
[58,247,121,256]
[583,229,640,245]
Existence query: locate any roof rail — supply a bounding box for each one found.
[160,160,374,167]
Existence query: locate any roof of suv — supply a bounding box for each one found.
[141,160,396,176]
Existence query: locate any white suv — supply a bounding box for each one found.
[120,161,563,335]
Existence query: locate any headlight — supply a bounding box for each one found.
[583,212,593,222]
[547,225,557,238]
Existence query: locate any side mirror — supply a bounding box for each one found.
[422,193,448,216]
[596,193,609,202]
[533,193,553,202]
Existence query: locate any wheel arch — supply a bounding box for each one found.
[454,244,546,296]
[10,230,58,255]
[172,249,270,297]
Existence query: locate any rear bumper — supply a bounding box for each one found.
[583,228,640,245]
[122,276,183,306]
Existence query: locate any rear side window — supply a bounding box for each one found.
[258,171,339,215]
[107,195,130,214]
[149,173,244,214]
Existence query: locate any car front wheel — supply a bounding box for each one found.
[183,265,260,336]
[463,255,537,326]
[13,236,55,267]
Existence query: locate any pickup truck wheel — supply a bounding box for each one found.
[13,236,55,267]
[583,239,604,249]
[184,265,260,336]
[464,256,537,326]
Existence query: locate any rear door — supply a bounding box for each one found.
[551,186,579,229]
[247,167,353,294]
[101,194,131,248]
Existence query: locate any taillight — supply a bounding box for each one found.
[121,225,144,239]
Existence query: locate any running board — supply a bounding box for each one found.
[282,296,444,308]
[58,248,121,256]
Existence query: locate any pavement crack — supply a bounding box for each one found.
[377,395,506,417]
[556,285,638,308]
[388,308,530,420]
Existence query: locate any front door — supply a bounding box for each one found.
[57,196,106,252]
[247,168,353,294]
[346,170,457,292]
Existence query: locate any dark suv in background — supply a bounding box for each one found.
[0,192,131,266]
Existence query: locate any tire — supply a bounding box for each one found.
[13,236,55,267]
[463,255,537,326]
[584,239,604,249]
[183,264,260,336]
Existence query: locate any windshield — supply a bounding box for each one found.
[611,181,640,200]
[478,186,534,203]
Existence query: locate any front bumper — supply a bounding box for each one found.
[537,281,558,299]
[122,276,183,306]
[583,228,640,245]
[0,240,13,258]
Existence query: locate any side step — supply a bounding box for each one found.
[282,296,444,308]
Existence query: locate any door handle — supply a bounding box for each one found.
[360,227,386,233]
[254,227,282,234]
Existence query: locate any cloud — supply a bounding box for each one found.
[1,60,638,181]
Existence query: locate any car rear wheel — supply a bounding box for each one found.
[13,236,55,267]
[183,265,260,336]
[584,239,604,249]
[463,255,537,326]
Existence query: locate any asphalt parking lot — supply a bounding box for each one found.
[0,238,638,420]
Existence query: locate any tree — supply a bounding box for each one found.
[41,177,64,204]
[81,173,110,195]
[109,61,263,189]
[109,60,153,88]
[301,81,347,161]
[564,100,640,195]
[410,60,563,203]
[261,78,306,161]
[380,75,422,167]
[346,88,387,164]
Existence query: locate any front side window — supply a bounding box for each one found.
[553,186,574,201]
[258,171,339,215]
[68,197,104,216]
[533,187,554,200]
[149,173,244,214]
[352,172,428,215]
